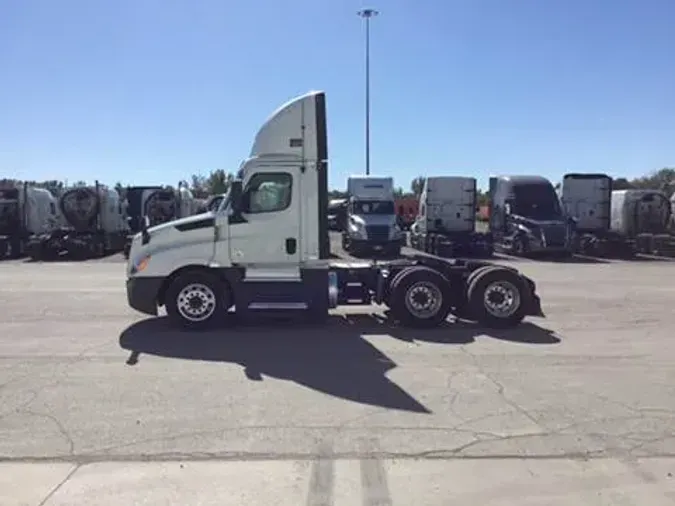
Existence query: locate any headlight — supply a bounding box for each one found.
[130,255,151,275]
[349,222,367,239]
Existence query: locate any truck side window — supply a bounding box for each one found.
[243,172,292,214]
[50,202,56,215]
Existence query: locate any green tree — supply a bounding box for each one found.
[207,169,233,195]
[410,176,425,196]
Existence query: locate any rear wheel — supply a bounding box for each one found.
[389,266,452,328]
[466,267,527,328]
[165,270,230,330]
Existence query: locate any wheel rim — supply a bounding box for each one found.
[176,283,217,322]
[404,281,443,319]
[483,280,521,318]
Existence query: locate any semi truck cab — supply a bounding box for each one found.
[126,91,544,330]
[489,175,574,257]
[341,176,403,257]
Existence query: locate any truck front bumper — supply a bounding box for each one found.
[126,276,164,316]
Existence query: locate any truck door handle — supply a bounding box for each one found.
[285,238,297,255]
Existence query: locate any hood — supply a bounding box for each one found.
[147,211,214,235]
[351,213,397,227]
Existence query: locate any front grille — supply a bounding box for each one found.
[366,225,390,241]
[543,226,567,247]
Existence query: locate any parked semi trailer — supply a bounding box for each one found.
[611,189,673,256]
[125,91,544,330]
[559,173,634,257]
[27,182,128,260]
[489,175,574,257]
[0,182,60,258]
[408,176,492,258]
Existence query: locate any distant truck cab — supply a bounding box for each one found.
[489,175,574,257]
[341,176,404,257]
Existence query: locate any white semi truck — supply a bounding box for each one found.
[0,183,60,258]
[341,176,403,257]
[409,176,493,258]
[28,182,129,260]
[125,91,544,330]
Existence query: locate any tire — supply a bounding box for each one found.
[466,267,527,328]
[452,265,500,321]
[165,270,231,330]
[388,266,452,328]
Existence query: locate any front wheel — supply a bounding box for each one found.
[466,267,527,328]
[165,270,231,330]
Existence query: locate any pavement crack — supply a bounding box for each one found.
[23,409,75,456]
[460,348,545,430]
[37,463,80,506]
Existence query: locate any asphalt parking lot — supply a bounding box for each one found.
[1,243,675,504]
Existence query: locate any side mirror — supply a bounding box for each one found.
[230,180,243,212]
[228,180,247,224]
[141,215,151,245]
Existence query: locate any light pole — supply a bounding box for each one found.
[357,8,378,176]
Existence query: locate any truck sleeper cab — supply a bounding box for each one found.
[489,175,574,257]
[125,91,544,330]
[559,173,634,258]
[409,176,493,258]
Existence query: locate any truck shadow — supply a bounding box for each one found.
[119,315,558,413]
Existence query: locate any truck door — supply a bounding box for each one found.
[227,168,301,267]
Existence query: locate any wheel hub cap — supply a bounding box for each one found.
[177,283,216,322]
[483,281,521,318]
[404,281,443,318]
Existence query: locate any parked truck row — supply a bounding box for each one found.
[329,171,675,261]
[0,180,224,261]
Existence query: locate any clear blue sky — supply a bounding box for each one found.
[1,0,674,192]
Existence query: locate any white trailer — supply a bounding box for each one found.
[0,183,60,258]
[28,182,129,260]
[611,188,673,256]
[125,91,544,330]
[409,176,492,258]
[559,173,633,257]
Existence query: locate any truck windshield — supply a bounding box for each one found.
[353,200,394,215]
[512,185,563,220]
